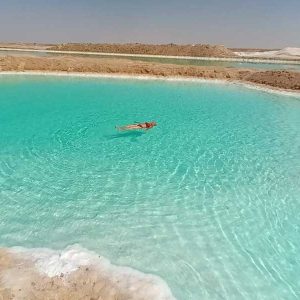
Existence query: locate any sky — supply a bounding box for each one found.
[0,0,299,48]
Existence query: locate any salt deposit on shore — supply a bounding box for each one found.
[0,245,175,300]
[235,47,300,59]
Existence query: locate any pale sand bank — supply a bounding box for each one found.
[235,47,300,60]
[0,54,300,93]
[0,246,175,300]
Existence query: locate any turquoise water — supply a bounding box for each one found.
[1,49,300,71]
[0,75,300,299]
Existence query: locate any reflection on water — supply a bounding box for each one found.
[104,130,145,142]
[0,50,49,57]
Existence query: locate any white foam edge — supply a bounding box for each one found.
[8,244,175,300]
[1,70,300,98]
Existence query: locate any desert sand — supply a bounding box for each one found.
[49,43,236,58]
[1,55,300,91]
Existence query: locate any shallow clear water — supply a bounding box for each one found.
[0,75,300,299]
[1,49,300,71]
[122,55,300,72]
[0,49,49,57]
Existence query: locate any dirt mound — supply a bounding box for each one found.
[245,70,300,90]
[0,55,245,78]
[49,43,236,58]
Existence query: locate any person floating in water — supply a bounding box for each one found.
[116,121,157,131]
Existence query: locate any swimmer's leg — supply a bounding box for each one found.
[115,125,128,131]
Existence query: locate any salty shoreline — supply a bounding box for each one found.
[0,246,175,300]
[1,70,300,98]
[1,55,300,93]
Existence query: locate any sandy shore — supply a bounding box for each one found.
[0,247,175,300]
[0,55,300,92]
